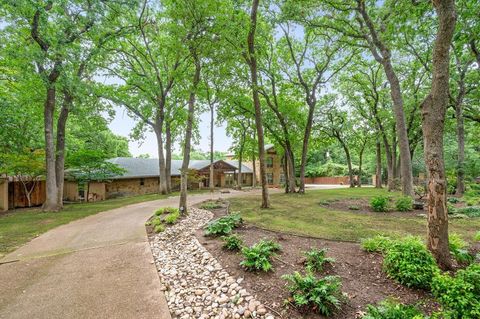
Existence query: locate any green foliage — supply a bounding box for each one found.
[155,207,179,216]
[348,205,360,210]
[222,234,243,251]
[67,149,126,183]
[383,237,439,289]
[200,201,223,210]
[449,233,473,264]
[474,231,480,242]
[282,272,342,316]
[164,211,180,224]
[431,263,480,319]
[154,224,165,233]
[361,235,393,253]
[464,184,480,206]
[304,248,335,272]
[240,239,281,272]
[454,206,480,217]
[447,197,460,204]
[395,196,413,212]
[370,196,389,212]
[362,299,424,319]
[319,200,331,206]
[204,213,242,236]
[151,217,162,227]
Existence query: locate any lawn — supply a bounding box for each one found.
[0,190,204,258]
[229,187,480,243]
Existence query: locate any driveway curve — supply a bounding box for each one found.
[0,190,251,319]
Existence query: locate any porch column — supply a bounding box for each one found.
[0,177,8,212]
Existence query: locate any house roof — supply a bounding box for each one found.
[107,157,252,179]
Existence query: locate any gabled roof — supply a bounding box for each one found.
[107,157,252,179]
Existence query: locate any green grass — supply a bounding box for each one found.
[229,188,480,243]
[0,190,206,258]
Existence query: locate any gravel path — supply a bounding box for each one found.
[150,207,275,319]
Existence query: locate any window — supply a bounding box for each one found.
[267,173,274,185]
[140,178,145,186]
[225,173,234,186]
[242,174,248,185]
[266,157,274,168]
[279,173,285,184]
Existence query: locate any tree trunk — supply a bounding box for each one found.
[455,100,465,196]
[165,120,172,193]
[338,137,354,188]
[210,104,215,193]
[237,129,246,190]
[358,143,365,187]
[179,51,201,213]
[154,124,168,195]
[247,0,269,208]
[55,92,71,208]
[252,154,256,188]
[422,0,456,270]
[375,139,382,188]
[285,143,296,193]
[43,86,60,211]
[298,102,315,194]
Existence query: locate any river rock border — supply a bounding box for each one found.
[150,207,275,319]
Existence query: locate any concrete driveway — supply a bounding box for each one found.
[0,191,248,319]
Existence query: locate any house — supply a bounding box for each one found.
[102,157,254,199]
[227,144,285,188]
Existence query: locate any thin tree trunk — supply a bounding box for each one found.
[43,86,59,211]
[455,100,465,195]
[210,104,215,193]
[252,154,256,188]
[55,92,71,208]
[165,120,172,193]
[298,103,314,193]
[154,124,168,195]
[358,143,366,187]
[247,0,269,208]
[179,51,201,213]
[422,0,456,270]
[375,139,382,188]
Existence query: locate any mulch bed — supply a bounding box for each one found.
[194,201,438,319]
[320,198,425,217]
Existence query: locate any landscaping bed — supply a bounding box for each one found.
[194,200,438,319]
[319,197,425,217]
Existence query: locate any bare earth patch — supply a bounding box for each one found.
[195,202,438,319]
[321,198,425,217]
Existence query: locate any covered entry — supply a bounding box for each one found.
[197,160,238,188]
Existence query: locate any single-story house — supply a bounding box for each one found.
[102,157,254,199]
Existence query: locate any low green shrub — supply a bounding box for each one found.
[370,196,389,212]
[200,201,223,210]
[154,224,165,233]
[240,239,281,272]
[319,200,331,206]
[431,263,480,319]
[449,233,474,264]
[455,206,480,217]
[447,197,460,204]
[362,299,424,319]
[474,231,480,242]
[151,217,162,227]
[204,213,242,236]
[395,196,413,212]
[164,211,180,224]
[282,272,342,316]
[304,248,335,272]
[383,236,439,289]
[222,234,243,251]
[348,205,360,210]
[155,207,179,216]
[361,235,393,253]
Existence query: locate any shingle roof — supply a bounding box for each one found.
[107,157,252,179]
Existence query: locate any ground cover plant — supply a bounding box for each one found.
[448,233,474,264]
[222,234,243,251]
[370,196,390,212]
[395,196,413,212]
[361,299,424,319]
[200,201,223,210]
[304,248,335,272]
[204,213,242,236]
[240,239,281,272]
[155,207,179,216]
[164,210,180,224]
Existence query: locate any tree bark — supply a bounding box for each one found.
[55,92,71,208]
[422,0,456,270]
[179,51,201,213]
[298,103,315,193]
[210,104,215,193]
[154,121,168,195]
[375,139,382,188]
[247,0,269,208]
[358,141,366,187]
[165,120,172,193]
[455,101,465,195]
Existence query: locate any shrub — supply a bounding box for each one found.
[348,205,360,210]
[395,196,413,212]
[449,233,473,264]
[319,200,330,206]
[282,272,342,316]
[222,234,243,251]
[474,231,480,242]
[431,263,480,319]
[164,211,180,224]
[455,206,480,217]
[204,213,242,236]
[155,207,178,216]
[154,224,165,233]
[447,197,460,204]
[362,299,424,319]
[361,235,393,253]
[304,248,335,272]
[240,239,281,272]
[370,196,389,212]
[383,237,439,289]
[200,201,223,210]
[151,217,162,227]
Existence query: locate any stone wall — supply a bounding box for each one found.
[244,147,284,187]
[105,177,159,199]
[88,182,106,201]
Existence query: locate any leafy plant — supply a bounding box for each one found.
[319,200,330,206]
[474,231,480,242]
[370,196,389,212]
[304,248,335,272]
[222,234,243,251]
[164,211,180,224]
[447,197,460,204]
[431,263,480,319]
[154,224,165,233]
[383,237,439,289]
[362,299,424,319]
[454,206,480,217]
[361,235,393,253]
[449,233,473,264]
[200,201,223,210]
[151,217,162,227]
[240,239,281,272]
[348,205,360,210]
[204,213,242,236]
[395,196,413,212]
[282,272,342,316]
[155,207,179,216]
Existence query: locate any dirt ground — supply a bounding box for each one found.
[194,201,438,319]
